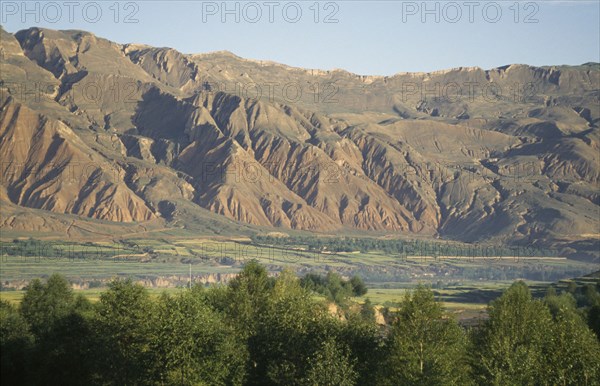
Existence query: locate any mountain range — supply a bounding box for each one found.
[0,27,598,259]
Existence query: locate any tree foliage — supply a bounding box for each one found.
[151,288,247,385]
[2,268,599,386]
[93,279,155,385]
[0,300,33,385]
[473,281,600,386]
[472,281,553,385]
[381,286,472,386]
[300,272,367,303]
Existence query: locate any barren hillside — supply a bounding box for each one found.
[1,27,598,258]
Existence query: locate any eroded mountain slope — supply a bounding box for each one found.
[1,27,598,257]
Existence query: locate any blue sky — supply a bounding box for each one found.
[1,1,599,75]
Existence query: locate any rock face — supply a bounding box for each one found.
[0,96,155,222]
[1,27,599,256]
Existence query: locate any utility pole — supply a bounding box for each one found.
[189,263,192,289]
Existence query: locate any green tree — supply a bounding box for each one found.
[544,301,600,385]
[34,309,95,386]
[350,275,368,296]
[16,275,94,385]
[0,300,33,385]
[359,298,376,322]
[545,292,577,318]
[218,261,280,384]
[225,260,274,335]
[151,288,247,385]
[20,274,75,337]
[339,316,384,386]
[325,272,353,304]
[300,272,368,304]
[588,303,600,339]
[381,286,471,386]
[93,278,154,385]
[259,269,320,384]
[472,281,553,386]
[247,269,346,385]
[302,339,357,386]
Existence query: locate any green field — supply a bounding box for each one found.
[2,236,598,321]
[0,287,186,305]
